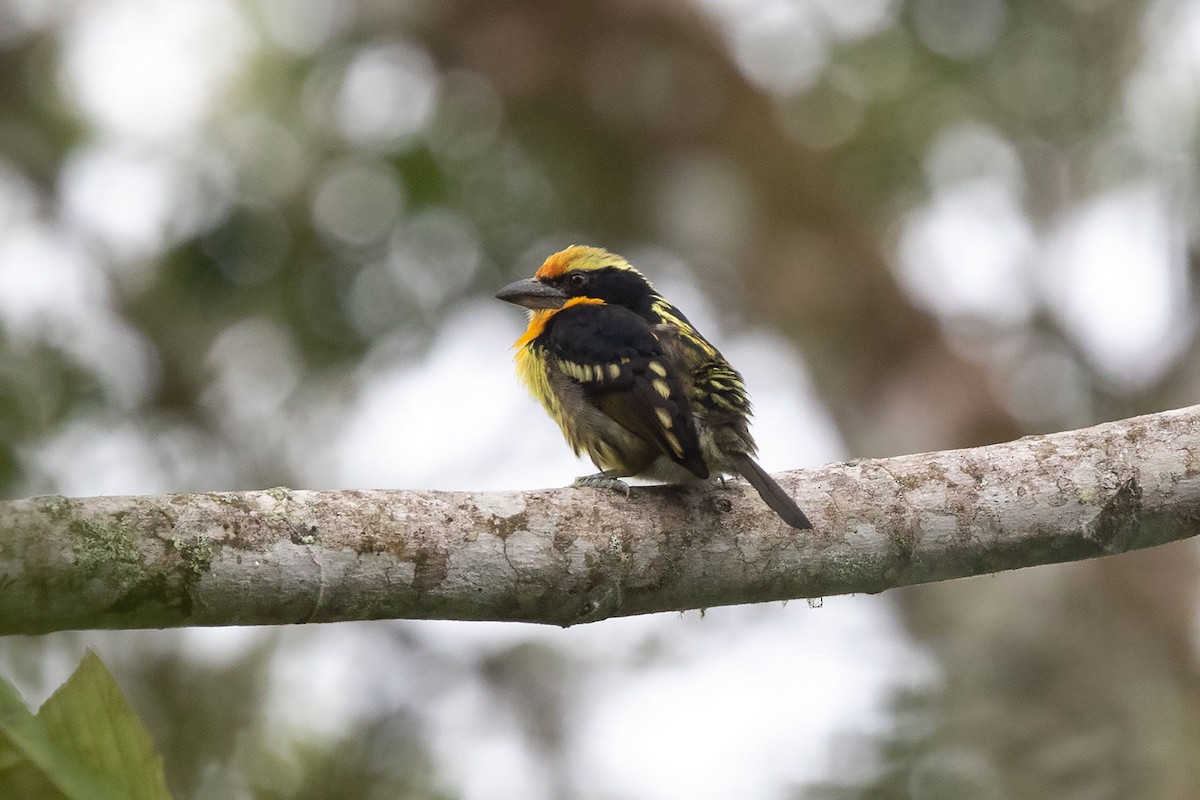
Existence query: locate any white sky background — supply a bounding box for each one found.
[2,0,1198,797]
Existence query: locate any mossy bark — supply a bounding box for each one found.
[1,406,1198,634]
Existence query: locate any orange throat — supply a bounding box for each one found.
[513,309,552,349]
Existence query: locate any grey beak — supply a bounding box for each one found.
[495,278,568,310]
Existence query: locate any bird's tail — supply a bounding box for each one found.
[727,452,813,530]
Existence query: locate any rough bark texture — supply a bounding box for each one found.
[1,406,1197,635]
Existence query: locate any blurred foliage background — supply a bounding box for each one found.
[1,0,1199,798]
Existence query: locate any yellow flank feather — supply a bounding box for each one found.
[513,339,557,417]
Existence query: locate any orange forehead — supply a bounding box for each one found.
[534,245,611,280]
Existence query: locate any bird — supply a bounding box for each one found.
[495,245,813,529]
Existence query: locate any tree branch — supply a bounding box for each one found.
[2,406,1198,634]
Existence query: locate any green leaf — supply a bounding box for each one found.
[0,650,172,800]
[38,650,172,800]
[0,666,106,800]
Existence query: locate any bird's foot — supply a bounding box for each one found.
[573,471,631,497]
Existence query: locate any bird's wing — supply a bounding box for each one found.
[540,302,707,478]
[650,322,752,418]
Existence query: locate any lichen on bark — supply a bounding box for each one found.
[0,405,1197,634]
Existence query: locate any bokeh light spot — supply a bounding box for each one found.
[912,0,1006,61]
[897,180,1035,324]
[1041,185,1190,388]
[729,2,828,95]
[61,0,250,140]
[258,0,355,55]
[647,151,757,265]
[311,159,406,248]
[774,76,868,150]
[426,71,506,163]
[336,41,439,150]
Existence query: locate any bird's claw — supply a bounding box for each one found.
[573,473,632,497]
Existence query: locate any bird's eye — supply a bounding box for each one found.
[567,273,587,290]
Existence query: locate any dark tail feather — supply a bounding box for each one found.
[728,452,813,530]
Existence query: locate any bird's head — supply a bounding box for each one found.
[495,245,657,312]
